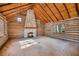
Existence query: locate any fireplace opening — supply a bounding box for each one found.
[28,32,34,38]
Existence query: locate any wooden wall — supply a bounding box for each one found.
[65,18,79,35]
[37,19,45,36]
[45,17,79,42]
[7,15,25,38]
[6,15,45,38]
[0,14,8,47]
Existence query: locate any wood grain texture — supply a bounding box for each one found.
[7,15,25,38]
[0,36,79,56]
[45,17,79,42]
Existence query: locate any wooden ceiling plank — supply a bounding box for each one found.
[2,4,32,15]
[0,3,12,7]
[46,3,59,21]
[33,7,46,23]
[34,7,48,23]
[39,4,56,22]
[5,4,33,17]
[77,3,79,13]
[65,3,78,18]
[34,11,46,24]
[40,4,57,21]
[54,3,64,20]
[54,3,69,19]
[3,4,33,16]
[46,3,63,21]
[0,3,29,13]
[75,3,79,16]
[63,3,71,18]
[35,5,53,22]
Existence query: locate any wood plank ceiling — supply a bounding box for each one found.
[0,3,78,23]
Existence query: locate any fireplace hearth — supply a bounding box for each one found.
[28,32,34,38]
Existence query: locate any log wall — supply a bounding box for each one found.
[7,15,44,38]
[7,15,25,38]
[45,17,79,42]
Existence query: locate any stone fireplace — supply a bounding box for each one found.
[28,32,33,38]
[24,9,37,38]
[24,29,37,38]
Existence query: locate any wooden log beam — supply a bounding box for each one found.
[33,7,48,23]
[0,3,29,13]
[35,5,53,22]
[46,3,58,21]
[75,3,79,16]
[54,3,64,20]
[39,4,54,22]
[63,3,71,18]
[3,4,33,17]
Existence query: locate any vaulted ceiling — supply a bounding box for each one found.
[0,3,79,23]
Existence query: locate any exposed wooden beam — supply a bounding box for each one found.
[35,13,46,24]
[63,3,71,18]
[75,3,79,16]
[0,3,12,7]
[65,3,78,18]
[35,5,53,22]
[4,4,33,17]
[39,4,55,22]
[35,7,49,22]
[34,8,46,23]
[46,4,63,21]
[0,3,30,13]
[34,7,48,23]
[46,4,58,21]
[54,4,64,20]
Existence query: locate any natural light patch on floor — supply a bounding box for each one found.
[19,39,38,49]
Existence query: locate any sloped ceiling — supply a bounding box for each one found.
[0,3,79,23]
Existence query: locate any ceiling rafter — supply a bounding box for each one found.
[0,3,79,23]
[46,4,63,21]
[54,4,69,20]
[54,3,64,20]
[0,3,12,7]
[46,3,58,21]
[4,4,33,17]
[33,6,46,23]
[77,4,79,14]
[65,3,78,18]
[34,7,49,23]
[75,3,79,16]
[34,12,46,24]
[40,4,59,22]
[35,5,53,22]
[2,4,32,15]
[63,3,71,18]
[0,3,31,13]
[35,7,49,22]
[39,4,55,22]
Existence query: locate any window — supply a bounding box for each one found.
[17,17,22,22]
[52,24,65,33]
[0,18,4,36]
[57,24,65,32]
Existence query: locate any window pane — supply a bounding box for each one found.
[0,19,4,36]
